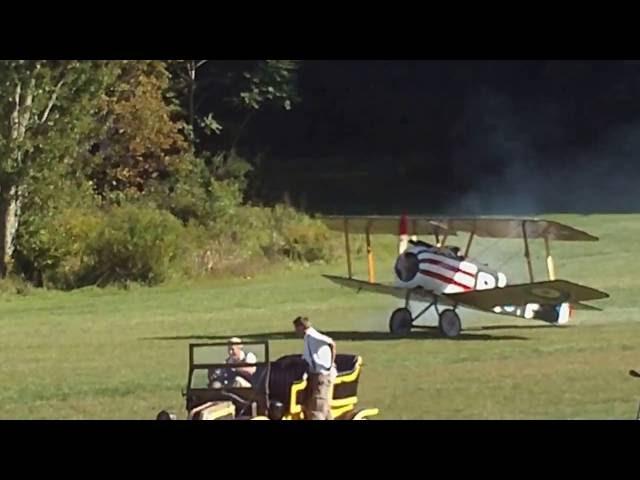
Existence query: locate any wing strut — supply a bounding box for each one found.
[366,223,376,283]
[437,232,449,248]
[464,231,475,257]
[543,235,556,280]
[522,220,534,283]
[343,218,353,279]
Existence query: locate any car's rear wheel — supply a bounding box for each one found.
[389,308,413,336]
[438,309,461,338]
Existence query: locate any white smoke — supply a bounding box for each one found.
[447,88,640,215]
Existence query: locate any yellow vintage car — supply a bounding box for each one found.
[156,341,379,420]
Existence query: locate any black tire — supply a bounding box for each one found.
[156,410,176,420]
[438,309,462,338]
[389,308,413,336]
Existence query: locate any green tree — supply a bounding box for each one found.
[0,61,117,277]
[88,61,191,200]
[87,61,248,227]
[169,60,299,150]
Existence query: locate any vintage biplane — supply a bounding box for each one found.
[319,215,609,338]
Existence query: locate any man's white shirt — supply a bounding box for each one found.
[303,327,335,375]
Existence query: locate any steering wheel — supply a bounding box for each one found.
[208,367,235,388]
[207,368,256,416]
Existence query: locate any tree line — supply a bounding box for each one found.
[0,60,334,290]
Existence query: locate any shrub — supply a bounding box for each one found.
[84,204,184,286]
[14,175,102,287]
[179,208,270,277]
[141,157,245,227]
[17,201,185,289]
[16,174,336,288]
[0,275,31,296]
[264,204,338,263]
[178,204,338,278]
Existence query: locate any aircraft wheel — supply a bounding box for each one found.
[438,309,462,338]
[389,308,413,336]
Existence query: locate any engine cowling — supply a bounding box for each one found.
[394,244,508,294]
[394,250,420,283]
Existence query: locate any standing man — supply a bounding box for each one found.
[293,316,336,420]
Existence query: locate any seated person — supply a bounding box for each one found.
[225,337,257,388]
[449,246,464,259]
[408,239,434,249]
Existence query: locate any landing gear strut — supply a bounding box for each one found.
[387,295,462,338]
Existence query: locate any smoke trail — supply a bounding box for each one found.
[449,89,640,215]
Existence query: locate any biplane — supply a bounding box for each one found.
[319,215,609,338]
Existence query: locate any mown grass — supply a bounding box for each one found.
[0,214,638,419]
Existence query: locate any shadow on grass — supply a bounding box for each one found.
[466,324,572,332]
[144,329,528,342]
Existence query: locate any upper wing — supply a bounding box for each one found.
[322,275,435,302]
[445,279,609,311]
[320,215,456,237]
[319,215,597,242]
[422,217,598,242]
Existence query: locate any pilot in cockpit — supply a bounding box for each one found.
[408,239,433,249]
[408,239,465,260]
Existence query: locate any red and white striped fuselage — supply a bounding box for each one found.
[394,243,570,324]
[394,243,506,294]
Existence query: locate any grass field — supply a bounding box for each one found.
[1,214,639,419]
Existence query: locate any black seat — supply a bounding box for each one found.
[268,355,308,407]
[267,354,361,408]
[335,354,359,375]
[333,354,361,401]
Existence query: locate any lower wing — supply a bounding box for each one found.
[571,302,603,312]
[444,279,609,312]
[323,275,608,314]
[322,275,435,302]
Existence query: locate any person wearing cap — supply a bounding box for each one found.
[293,316,337,420]
[225,337,257,388]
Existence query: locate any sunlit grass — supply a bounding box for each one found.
[0,214,638,419]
